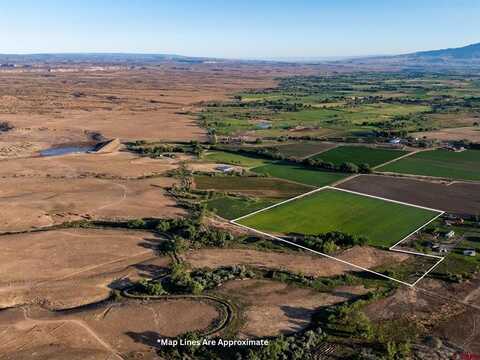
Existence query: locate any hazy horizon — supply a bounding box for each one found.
[1,0,479,59]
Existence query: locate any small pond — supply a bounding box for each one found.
[39,146,95,157]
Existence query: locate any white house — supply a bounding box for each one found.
[389,138,401,144]
[444,230,455,239]
[216,164,235,173]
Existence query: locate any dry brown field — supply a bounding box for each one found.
[0,151,179,179]
[0,297,220,359]
[364,278,480,354]
[183,247,409,278]
[413,126,480,142]
[0,228,171,310]
[217,279,367,337]
[0,176,182,232]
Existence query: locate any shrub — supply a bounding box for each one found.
[138,279,167,296]
[126,218,147,229]
[340,162,359,173]
[0,121,13,132]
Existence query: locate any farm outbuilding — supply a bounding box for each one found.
[216,164,235,173]
[444,230,455,239]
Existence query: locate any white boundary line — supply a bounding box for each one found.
[330,186,444,213]
[231,221,415,287]
[230,185,447,287]
[388,211,444,254]
[232,186,328,222]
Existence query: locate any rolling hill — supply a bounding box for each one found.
[340,42,480,69]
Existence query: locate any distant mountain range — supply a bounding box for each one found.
[412,42,480,59]
[2,42,480,70]
[339,42,480,69]
[0,53,209,66]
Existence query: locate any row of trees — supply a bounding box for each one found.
[126,140,204,158]
[213,147,373,174]
[305,157,372,174]
[207,98,308,113]
[299,231,368,254]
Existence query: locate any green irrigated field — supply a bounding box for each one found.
[262,142,336,158]
[378,149,480,181]
[205,196,276,220]
[204,151,268,168]
[311,146,408,168]
[201,73,480,139]
[194,176,312,198]
[237,188,440,248]
[251,163,348,187]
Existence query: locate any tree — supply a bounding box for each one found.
[340,162,359,173]
[322,240,338,254]
[359,163,372,173]
[127,218,146,229]
[190,280,204,294]
[0,121,13,132]
[156,220,171,232]
[173,235,189,253]
[247,335,289,360]
[138,279,167,296]
[177,162,193,190]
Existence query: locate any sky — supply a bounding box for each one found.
[1,0,479,59]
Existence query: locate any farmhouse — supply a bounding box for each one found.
[444,144,466,152]
[444,230,455,239]
[432,244,449,253]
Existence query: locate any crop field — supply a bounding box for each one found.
[378,149,480,181]
[194,176,312,198]
[237,188,440,248]
[260,142,336,158]
[338,175,480,215]
[205,196,276,220]
[251,163,348,187]
[275,103,430,125]
[310,145,409,167]
[203,151,268,167]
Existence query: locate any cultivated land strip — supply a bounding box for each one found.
[372,148,426,170]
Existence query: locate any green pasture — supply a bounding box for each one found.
[378,149,480,181]
[238,188,440,248]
